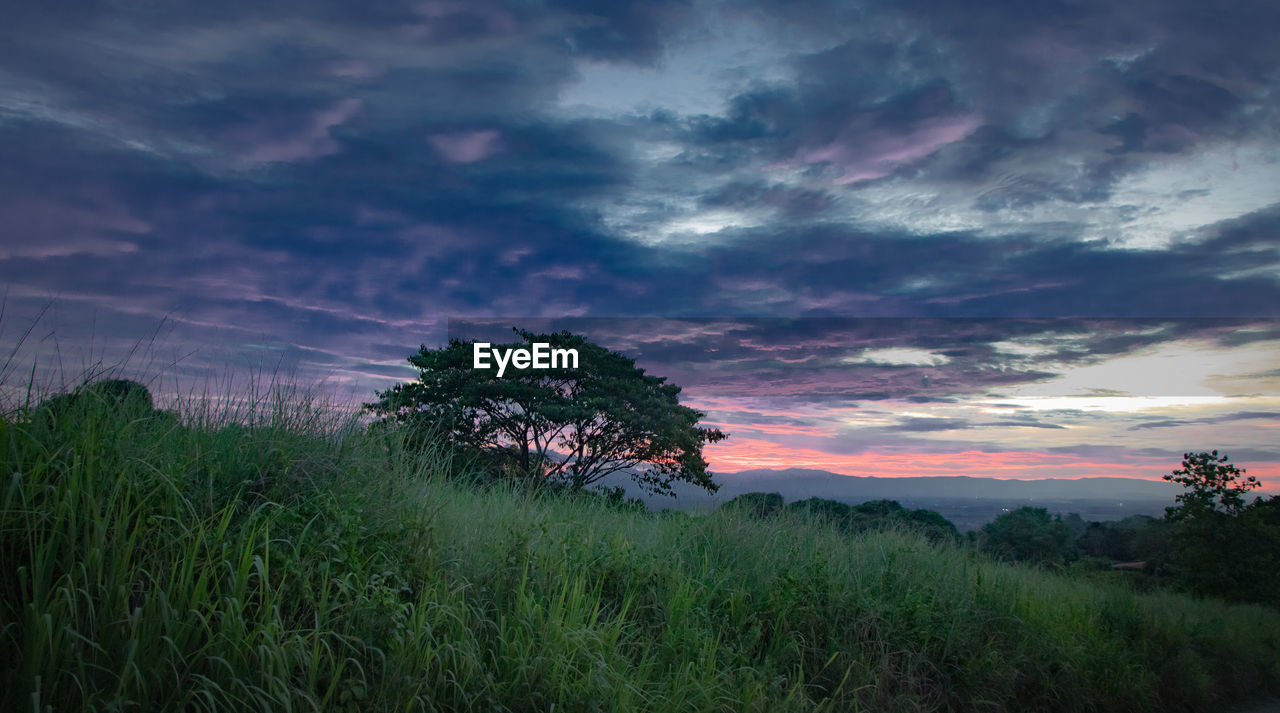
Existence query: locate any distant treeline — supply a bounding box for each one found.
[721,492,961,544]
[722,490,1280,608]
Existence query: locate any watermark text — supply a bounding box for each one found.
[473,342,579,377]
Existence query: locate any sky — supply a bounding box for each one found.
[1,0,1278,490]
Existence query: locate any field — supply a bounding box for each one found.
[3,381,1280,712]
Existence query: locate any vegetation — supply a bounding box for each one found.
[5,377,1280,712]
[1164,450,1261,516]
[980,507,1078,566]
[941,453,1280,609]
[724,493,960,544]
[1160,451,1279,606]
[365,329,726,496]
[1075,515,1166,562]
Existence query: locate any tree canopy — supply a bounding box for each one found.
[366,329,727,496]
[722,493,959,543]
[1163,450,1260,520]
[1160,451,1277,605]
[980,507,1077,565]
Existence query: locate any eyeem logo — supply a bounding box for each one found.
[473,342,579,377]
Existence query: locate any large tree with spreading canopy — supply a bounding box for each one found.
[366,329,726,496]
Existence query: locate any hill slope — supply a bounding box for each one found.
[3,391,1279,712]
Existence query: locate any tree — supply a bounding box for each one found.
[722,492,785,519]
[980,507,1077,565]
[1077,521,1133,561]
[786,496,853,524]
[1237,495,1280,605]
[365,329,727,496]
[1160,451,1275,603]
[902,507,962,545]
[1163,450,1260,520]
[37,378,156,427]
[768,497,959,543]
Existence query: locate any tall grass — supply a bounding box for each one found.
[3,376,1279,712]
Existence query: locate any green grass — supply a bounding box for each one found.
[3,380,1280,712]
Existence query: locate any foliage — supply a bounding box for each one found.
[1077,521,1136,561]
[786,495,854,523]
[722,491,785,518]
[35,378,158,425]
[725,494,960,544]
[1160,451,1277,605]
[1233,495,1280,605]
[1163,450,1261,519]
[3,378,420,713]
[4,379,1280,712]
[365,329,727,496]
[980,507,1078,566]
[897,505,962,544]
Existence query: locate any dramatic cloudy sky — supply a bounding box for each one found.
[2,0,1277,488]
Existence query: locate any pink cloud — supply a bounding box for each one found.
[243,98,364,164]
[530,265,585,280]
[429,129,503,164]
[326,59,387,80]
[498,246,534,265]
[774,113,982,185]
[705,437,1280,490]
[1,193,150,259]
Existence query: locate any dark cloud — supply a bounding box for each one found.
[550,0,694,62]
[992,419,1067,430]
[699,181,835,216]
[1,0,1277,468]
[1128,419,1186,431]
[446,317,1278,408]
[681,0,1280,229]
[1130,411,1280,430]
[896,416,968,432]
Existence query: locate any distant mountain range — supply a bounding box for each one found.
[717,468,1181,501]
[602,468,1184,530]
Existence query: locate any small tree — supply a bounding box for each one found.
[1077,521,1134,561]
[1160,451,1273,603]
[1163,450,1260,520]
[366,329,726,496]
[980,507,1077,565]
[722,492,785,519]
[37,378,156,427]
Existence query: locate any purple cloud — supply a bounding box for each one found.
[429,129,504,164]
[239,98,364,165]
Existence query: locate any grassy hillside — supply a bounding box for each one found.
[3,382,1280,712]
